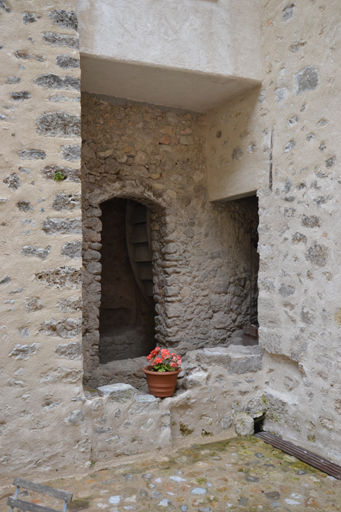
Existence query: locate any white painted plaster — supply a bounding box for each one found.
[77,0,263,112]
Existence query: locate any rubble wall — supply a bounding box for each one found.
[0,1,85,478]
[206,0,341,463]
[81,93,259,387]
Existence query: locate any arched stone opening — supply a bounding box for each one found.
[82,177,168,388]
[99,197,156,363]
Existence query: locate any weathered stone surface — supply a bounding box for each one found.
[279,284,295,297]
[18,149,46,160]
[61,241,82,259]
[17,201,33,212]
[35,266,81,289]
[64,409,85,426]
[3,174,20,189]
[43,32,79,49]
[25,297,45,312]
[34,73,80,90]
[39,318,81,338]
[15,50,44,62]
[42,217,81,235]
[20,245,51,260]
[11,91,31,101]
[294,66,319,95]
[61,144,81,161]
[56,55,80,69]
[41,164,80,182]
[98,383,137,402]
[182,369,207,389]
[235,413,254,436]
[23,12,38,24]
[40,366,82,384]
[57,297,82,312]
[0,1,11,13]
[48,10,78,31]
[55,342,82,360]
[36,111,81,137]
[282,3,295,21]
[9,343,39,360]
[305,243,328,267]
[0,275,10,285]
[51,192,80,211]
[128,395,159,415]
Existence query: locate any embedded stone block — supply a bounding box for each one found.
[98,383,137,402]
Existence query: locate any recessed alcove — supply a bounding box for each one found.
[99,198,156,363]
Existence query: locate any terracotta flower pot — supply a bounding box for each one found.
[143,366,181,398]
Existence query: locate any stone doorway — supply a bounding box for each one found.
[99,197,156,364]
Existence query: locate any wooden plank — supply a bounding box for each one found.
[133,242,152,262]
[7,497,60,512]
[129,205,147,224]
[13,478,72,502]
[137,262,153,280]
[255,432,341,480]
[130,223,148,244]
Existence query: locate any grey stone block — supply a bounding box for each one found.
[128,394,159,415]
[98,383,137,402]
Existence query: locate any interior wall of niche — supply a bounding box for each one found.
[99,197,157,365]
[220,194,259,345]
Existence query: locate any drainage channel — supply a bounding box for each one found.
[255,431,341,480]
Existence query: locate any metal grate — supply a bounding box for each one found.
[255,431,341,480]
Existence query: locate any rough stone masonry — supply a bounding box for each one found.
[0,0,340,484]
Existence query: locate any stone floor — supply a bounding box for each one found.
[1,436,340,512]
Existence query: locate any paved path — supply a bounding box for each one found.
[1,436,340,511]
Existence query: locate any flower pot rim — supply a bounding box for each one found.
[142,365,182,376]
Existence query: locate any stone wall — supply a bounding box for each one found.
[206,0,341,463]
[81,93,259,387]
[0,0,85,478]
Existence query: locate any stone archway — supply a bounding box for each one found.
[82,178,170,387]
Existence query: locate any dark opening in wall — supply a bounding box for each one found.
[99,198,155,363]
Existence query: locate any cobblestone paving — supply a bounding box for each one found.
[1,437,340,511]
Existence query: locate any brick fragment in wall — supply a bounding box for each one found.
[35,266,81,289]
[22,12,38,24]
[34,74,80,91]
[41,164,80,182]
[20,245,51,260]
[56,55,80,70]
[18,149,46,160]
[61,144,81,161]
[3,174,20,189]
[38,318,81,338]
[61,241,82,259]
[15,50,44,62]
[36,111,80,137]
[43,32,79,50]
[48,10,78,31]
[42,218,81,235]
[52,192,80,211]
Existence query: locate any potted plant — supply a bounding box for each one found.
[143,347,182,398]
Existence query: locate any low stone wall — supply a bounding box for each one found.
[81,345,265,466]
